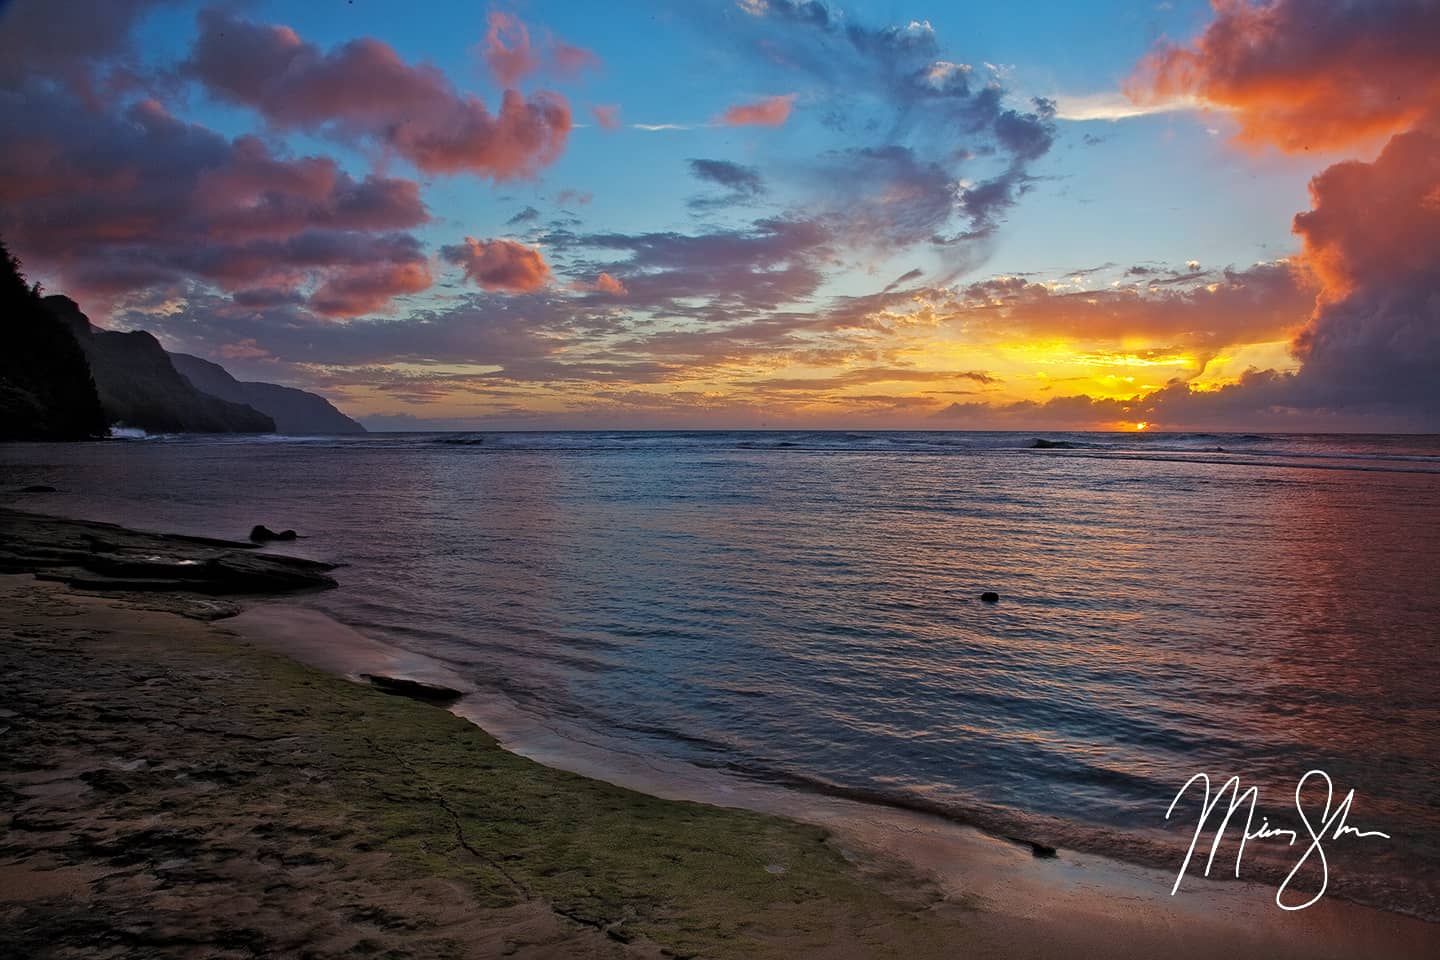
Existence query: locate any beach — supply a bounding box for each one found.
[2,510,1435,959]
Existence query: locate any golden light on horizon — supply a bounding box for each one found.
[1134,421,1150,431]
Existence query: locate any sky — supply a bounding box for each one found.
[1,0,1437,431]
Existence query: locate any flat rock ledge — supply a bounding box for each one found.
[0,509,337,601]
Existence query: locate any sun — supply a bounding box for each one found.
[1134,421,1150,431]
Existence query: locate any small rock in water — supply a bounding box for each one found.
[250,524,299,542]
[980,591,1000,603]
[18,484,58,493]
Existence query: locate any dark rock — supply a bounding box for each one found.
[1030,438,1075,449]
[18,484,58,493]
[250,525,298,543]
[980,591,1000,603]
[2,509,335,597]
[360,674,465,705]
[1005,836,1058,858]
[0,240,108,441]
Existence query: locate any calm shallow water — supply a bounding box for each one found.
[4,431,1439,918]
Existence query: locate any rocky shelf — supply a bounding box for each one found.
[0,509,337,602]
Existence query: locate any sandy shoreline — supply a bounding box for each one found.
[2,511,1436,958]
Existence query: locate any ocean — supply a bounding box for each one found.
[4,430,1438,919]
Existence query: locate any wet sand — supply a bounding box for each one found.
[1,512,1436,958]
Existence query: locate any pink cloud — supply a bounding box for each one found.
[441,237,551,292]
[592,104,622,131]
[480,12,601,88]
[482,11,540,89]
[0,88,433,318]
[552,40,602,77]
[185,9,571,181]
[309,262,433,318]
[718,94,796,127]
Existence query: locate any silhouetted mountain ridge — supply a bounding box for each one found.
[170,353,365,434]
[44,296,276,434]
[3,242,365,438]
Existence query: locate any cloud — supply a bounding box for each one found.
[952,261,1313,347]
[688,159,765,196]
[479,11,601,88]
[687,158,766,209]
[702,2,1057,267]
[556,189,593,207]
[551,216,832,312]
[1123,0,1440,427]
[184,9,571,181]
[552,40,603,77]
[743,367,995,391]
[481,11,541,88]
[1287,124,1440,416]
[1130,0,1440,152]
[592,104,622,130]
[718,94,796,127]
[0,0,170,104]
[816,146,960,248]
[0,88,432,317]
[574,272,628,296]
[309,262,433,317]
[506,205,541,227]
[1052,91,1201,122]
[441,237,552,292]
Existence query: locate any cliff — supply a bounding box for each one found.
[170,353,365,435]
[0,243,107,441]
[44,296,276,434]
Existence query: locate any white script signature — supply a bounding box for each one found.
[1166,770,1390,910]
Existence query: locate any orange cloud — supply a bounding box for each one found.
[718,93,796,127]
[1294,126,1440,299]
[441,237,551,292]
[1130,0,1440,152]
[573,272,626,296]
[1131,1,1440,420]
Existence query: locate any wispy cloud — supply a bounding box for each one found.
[1051,91,1204,122]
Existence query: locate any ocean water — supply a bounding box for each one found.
[4,430,1439,918]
